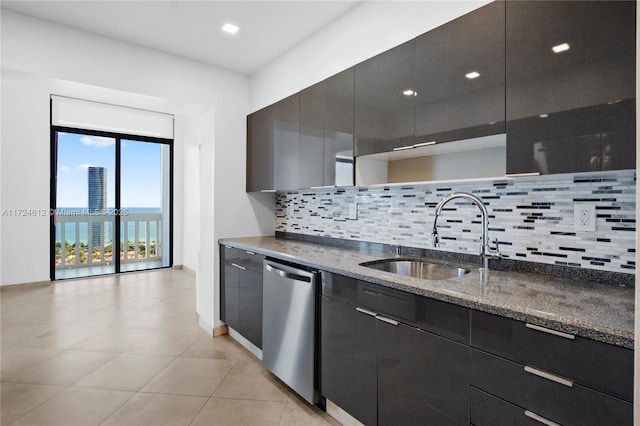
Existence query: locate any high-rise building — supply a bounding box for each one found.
[88,166,108,247]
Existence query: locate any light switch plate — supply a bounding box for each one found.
[574,203,596,232]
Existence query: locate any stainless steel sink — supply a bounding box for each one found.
[360,258,469,281]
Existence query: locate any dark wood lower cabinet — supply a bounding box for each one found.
[238,268,262,349]
[221,261,240,330]
[320,295,377,426]
[470,387,540,426]
[377,321,469,426]
[220,246,264,349]
[470,349,632,426]
[320,282,470,426]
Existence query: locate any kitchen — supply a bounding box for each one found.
[223,1,636,425]
[0,0,637,425]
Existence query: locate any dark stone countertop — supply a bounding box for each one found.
[219,236,635,349]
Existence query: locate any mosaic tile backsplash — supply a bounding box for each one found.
[276,170,636,274]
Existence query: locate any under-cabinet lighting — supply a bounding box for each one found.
[465,71,480,79]
[393,145,415,151]
[222,23,239,34]
[552,43,570,53]
[539,113,549,118]
[403,89,417,96]
[413,141,436,148]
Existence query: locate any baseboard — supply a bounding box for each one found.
[0,280,51,292]
[198,316,214,336]
[172,264,184,270]
[326,400,364,426]
[228,327,263,360]
[213,325,228,336]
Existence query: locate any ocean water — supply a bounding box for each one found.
[55,207,162,244]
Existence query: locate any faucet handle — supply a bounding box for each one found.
[487,238,502,258]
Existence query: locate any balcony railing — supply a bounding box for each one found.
[55,212,163,270]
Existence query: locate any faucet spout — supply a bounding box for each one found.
[431,192,498,270]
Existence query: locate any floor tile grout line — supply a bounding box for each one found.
[2,383,66,426]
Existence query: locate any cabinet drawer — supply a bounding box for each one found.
[357,282,418,325]
[418,297,469,345]
[221,246,265,272]
[470,349,632,426]
[321,271,358,303]
[471,387,541,426]
[471,310,633,402]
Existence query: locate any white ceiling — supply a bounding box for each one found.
[1,1,360,75]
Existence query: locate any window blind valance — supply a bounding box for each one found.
[51,95,174,139]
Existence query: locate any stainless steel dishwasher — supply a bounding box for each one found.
[262,259,319,404]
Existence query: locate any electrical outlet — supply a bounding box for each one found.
[574,203,596,232]
[348,203,358,220]
[286,204,295,217]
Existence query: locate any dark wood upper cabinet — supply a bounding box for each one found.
[247,94,300,192]
[324,68,354,186]
[248,1,636,191]
[506,0,636,175]
[414,1,505,145]
[299,82,325,189]
[246,105,273,192]
[355,39,416,156]
[272,93,300,190]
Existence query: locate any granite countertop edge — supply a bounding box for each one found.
[219,237,634,349]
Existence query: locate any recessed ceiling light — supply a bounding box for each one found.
[552,43,570,53]
[403,89,415,96]
[222,23,239,35]
[465,71,480,79]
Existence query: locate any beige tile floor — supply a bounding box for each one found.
[1,269,339,426]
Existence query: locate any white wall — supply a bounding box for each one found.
[250,1,490,111]
[0,9,274,332]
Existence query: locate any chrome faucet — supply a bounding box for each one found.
[431,192,500,270]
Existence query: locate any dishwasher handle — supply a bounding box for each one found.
[265,263,312,282]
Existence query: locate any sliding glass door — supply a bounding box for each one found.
[120,140,172,272]
[51,129,172,280]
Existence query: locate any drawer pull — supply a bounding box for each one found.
[524,366,573,388]
[375,315,399,326]
[231,263,247,270]
[505,172,541,177]
[524,410,561,426]
[245,251,256,255]
[526,323,575,340]
[356,307,376,317]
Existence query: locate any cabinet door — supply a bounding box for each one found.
[355,40,415,156]
[247,106,274,192]
[377,321,469,426]
[223,261,241,331]
[324,68,354,186]
[320,296,377,426]
[300,82,325,188]
[415,1,505,145]
[272,93,300,190]
[506,1,636,175]
[239,268,263,349]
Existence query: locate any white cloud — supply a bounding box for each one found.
[60,166,71,173]
[80,136,115,148]
[77,163,93,171]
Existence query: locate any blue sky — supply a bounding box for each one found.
[56,132,165,208]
